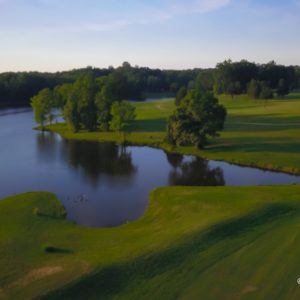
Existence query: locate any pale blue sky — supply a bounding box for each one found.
[0,0,299,71]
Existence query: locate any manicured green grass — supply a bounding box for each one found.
[1,186,300,299]
[210,94,300,174]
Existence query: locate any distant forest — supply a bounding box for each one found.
[0,61,300,107]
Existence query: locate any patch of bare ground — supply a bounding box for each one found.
[241,285,258,295]
[12,266,63,288]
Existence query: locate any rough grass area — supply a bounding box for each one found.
[1,186,300,299]
[46,93,300,174]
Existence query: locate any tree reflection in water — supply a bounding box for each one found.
[62,140,137,186]
[165,152,225,186]
[36,132,137,187]
[36,132,59,162]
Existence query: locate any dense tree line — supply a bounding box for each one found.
[2,60,300,107]
[212,60,298,99]
[1,63,199,107]
[0,67,110,107]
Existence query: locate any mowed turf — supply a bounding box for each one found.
[1,186,300,299]
[210,93,300,174]
[48,93,300,174]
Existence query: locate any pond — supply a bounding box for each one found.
[0,107,299,227]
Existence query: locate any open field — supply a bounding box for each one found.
[48,93,300,174]
[1,185,300,299]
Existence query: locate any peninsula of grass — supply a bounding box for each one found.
[1,185,300,300]
[46,93,300,175]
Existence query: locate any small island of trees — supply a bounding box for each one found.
[31,75,136,133]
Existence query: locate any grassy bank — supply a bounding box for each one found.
[46,93,300,174]
[1,186,300,299]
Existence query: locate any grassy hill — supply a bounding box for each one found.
[1,186,300,299]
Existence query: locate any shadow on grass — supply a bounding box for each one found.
[41,203,298,300]
[43,246,74,254]
[210,137,300,154]
[126,118,167,132]
[226,114,300,132]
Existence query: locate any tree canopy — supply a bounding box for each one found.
[3,60,300,107]
[167,90,227,149]
[212,60,297,99]
[31,88,53,128]
[110,101,136,132]
[31,75,137,133]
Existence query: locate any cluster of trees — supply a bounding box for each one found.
[212,60,298,99]
[31,75,136,132]
[173,60,299,102]
[1,63,199,107]
[0,67,111,107]
[168,83,227,149]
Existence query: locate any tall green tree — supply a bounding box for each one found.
[95,80,114,131]
[247,80,273,99]
[277,78,289,97]
[110,101,136,132]
[63,88,81,133]
[76,76,98,131]
[260,82,274,99]
[167,91,226,149]
[175,86,187,106]
[195,70,214,93]
[247,79,262,99]
[31,88,53,129]
[53,83,73,109]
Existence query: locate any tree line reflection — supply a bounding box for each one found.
[36,133,137,186]
[36,132,225,188]
[165,152,225,186]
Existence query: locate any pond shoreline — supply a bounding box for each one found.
[45,123,300,176]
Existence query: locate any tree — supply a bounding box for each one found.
[75,76,98,131]
[64,89,81,132]
[247,79,262,99]
[227,81,241,100]
[214,60,258,95]
[195,70,214,93]
[247,80,273,99]
[61,76,99,132]
[53,83,73,109]
[110,101,136,131]
[31,88,53,129]
[95,82,114,131]
[277,78,289,97]
[260,82,274,99]
[175,86,187,106]
[167,91,227,149]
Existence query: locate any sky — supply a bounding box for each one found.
[0,0,300,72]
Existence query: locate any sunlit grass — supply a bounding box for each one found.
[1,186,300,299]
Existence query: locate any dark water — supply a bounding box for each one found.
[0,108,300,227]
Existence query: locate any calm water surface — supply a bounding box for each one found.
[1,107,299,227]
